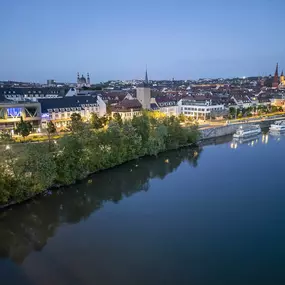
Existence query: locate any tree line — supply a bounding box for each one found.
[229,105,283,119]
[0,111,199,205]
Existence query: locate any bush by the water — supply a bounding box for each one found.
[0,112,199,205]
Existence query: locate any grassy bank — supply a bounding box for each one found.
[0,112,199,206]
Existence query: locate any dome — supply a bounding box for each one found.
[79,75,86,83]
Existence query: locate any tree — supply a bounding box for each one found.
[100,115,108,127]
[178,113,186,123]
[113,113,123,126]
[90,113,103,129]
[46,121,57,151]
[47,121,56,135]
[132,114,150,145]
[106,104,112,115]
[229,107,236,118]
[271,105,278,113]
[69,113,84,133]
[15,117,32,139]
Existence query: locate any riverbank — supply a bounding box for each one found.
[0,113,199,209]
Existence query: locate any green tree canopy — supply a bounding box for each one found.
[47,121,56,135]
[90,113,103,129]
[113,113,123,126]
[15,117,32,139]
[69,113,84,133]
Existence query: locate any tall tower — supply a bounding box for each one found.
[273,63,279,88]
[137,68,151,109]
[77,72,80,85]
[145,67,149,85]
[87,73,90,86]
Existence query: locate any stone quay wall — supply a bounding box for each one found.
[199,119,281,140]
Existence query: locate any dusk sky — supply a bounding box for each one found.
[1,0,285,83]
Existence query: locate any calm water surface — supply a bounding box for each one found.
[1,133,285,285]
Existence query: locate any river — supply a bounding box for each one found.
[1,132,285,285]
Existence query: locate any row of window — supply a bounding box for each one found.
[183,106,223,111]
[52,110,98,119]
[3,90,60,94]
[183,107,205,111]
[48,106,98,113]
[5,94,59,98]
[119,111,141,118]
[159,102,176,107]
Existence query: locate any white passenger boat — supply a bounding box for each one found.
[233,125,261,139]
[269,120,285,132]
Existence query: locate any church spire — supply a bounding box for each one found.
[275,63,279,77]
[145,66,149,85]
[273,63,279,88]
[281,70,284,77]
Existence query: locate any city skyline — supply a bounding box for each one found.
[1,0,285,82]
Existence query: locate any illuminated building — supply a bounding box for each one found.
[0,102,41,130]
[39,95,106,129]
[178,98,226,120]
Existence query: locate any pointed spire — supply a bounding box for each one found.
[281,70,284,77]
[273,63,279,88]
[275,63,279,77]
[145,65,149,85]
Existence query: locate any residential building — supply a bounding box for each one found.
[153,97,179,116]
[111,98,142,121]
[39,95,106,129]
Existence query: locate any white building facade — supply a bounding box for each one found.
[39,95,106,129]
[178,99,225,119]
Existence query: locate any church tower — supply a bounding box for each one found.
[77,72,80,85]
[145,67,149,85]
[87,73,90,86]
[136,68,151,109]
[272,63,279,88]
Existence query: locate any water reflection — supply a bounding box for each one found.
[230,131,276,149]
[0,147,202,264]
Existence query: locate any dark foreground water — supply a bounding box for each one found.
[1,132,285,285]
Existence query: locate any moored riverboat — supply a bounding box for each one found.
[269,120,285,132]
[233,125,261,139]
